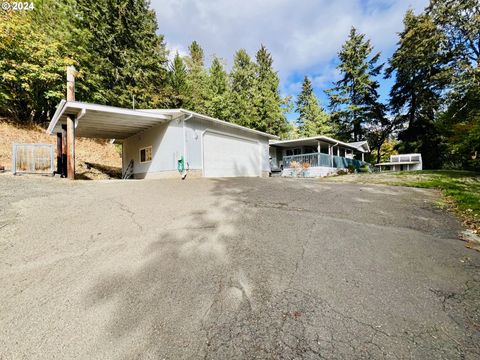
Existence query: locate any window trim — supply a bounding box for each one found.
[139,146,152,163]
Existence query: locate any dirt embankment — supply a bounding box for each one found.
[0,119,122,179]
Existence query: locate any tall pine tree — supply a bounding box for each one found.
[386,10,450,168]
[227,49,257,127]
[168,52,188,108]
[326,27,383,142]
[253,45,289,137]
[74,0,169,109]
[184,41,209,113]
[428,0,480,170]
[295,76,332,137]
[205,57,229,119]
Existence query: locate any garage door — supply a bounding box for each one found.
[203,132,261,177]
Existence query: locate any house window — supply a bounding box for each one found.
[285,148,301,156]
[139,146,152,163]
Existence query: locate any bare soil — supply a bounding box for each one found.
[0,119,122,179]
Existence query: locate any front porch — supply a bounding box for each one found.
[269,135,370,177]
[281,152,368,177]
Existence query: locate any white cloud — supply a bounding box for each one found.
[151,0,428,96]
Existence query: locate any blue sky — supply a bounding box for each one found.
[150,0,429,121]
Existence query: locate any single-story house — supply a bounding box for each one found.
[375,154,422,172]
[269,136,370,177]
[47,100,277,179]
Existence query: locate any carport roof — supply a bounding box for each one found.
[47,101,279,140]
[47,100,172,139]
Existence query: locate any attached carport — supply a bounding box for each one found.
[47,100,170,179]
[47,66,275,179]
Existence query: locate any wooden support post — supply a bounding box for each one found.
[66,65,78,180]
[56,132,62,175]
[66,115,75,179]
[61,124,67,177]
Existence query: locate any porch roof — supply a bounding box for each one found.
[270,136,369,153]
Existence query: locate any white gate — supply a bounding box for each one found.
[12,144,54,175]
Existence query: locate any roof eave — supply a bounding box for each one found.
[178,109,279,139]
[270,136,368,152]
[47,99,67,134]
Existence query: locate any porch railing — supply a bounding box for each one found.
[283,152,367,169]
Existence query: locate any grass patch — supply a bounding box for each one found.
[393,170,480,217]
[324,170,480,232]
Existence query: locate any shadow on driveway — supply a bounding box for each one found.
[83,178,480,359]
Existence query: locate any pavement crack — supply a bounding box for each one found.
[113,200,143,231]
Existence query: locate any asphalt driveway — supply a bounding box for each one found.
[1,175,479,359]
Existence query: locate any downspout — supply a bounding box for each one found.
[181,113,193,179]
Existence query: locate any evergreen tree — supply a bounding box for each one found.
[296,76,314,128]
[205,57,229,119]
[386,10,450,169]
[326,27,383,141]
[168,52,188,108]
[184,41,209,113]
[253,45,289,136]
[295,76,332,137]
[227,49,258,127]
[187,41,204,68]
[74,0,169,109]
[428,0,480,170]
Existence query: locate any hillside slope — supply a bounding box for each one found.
[0,119,122,179]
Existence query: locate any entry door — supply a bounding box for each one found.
[203,132,261,177]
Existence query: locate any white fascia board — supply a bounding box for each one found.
[270,136,367,152]
[138,108,279,139]
[46,101,171,135]
[47,99,67,134]
[69,102,171,120]
[178,109,279,139]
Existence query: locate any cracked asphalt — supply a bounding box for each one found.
[1,174,479,359]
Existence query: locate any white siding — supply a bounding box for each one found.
[122,115,271,177]
[185,117,270,174]
[122,119,183,176]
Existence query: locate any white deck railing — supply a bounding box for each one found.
[390,154,421,163]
